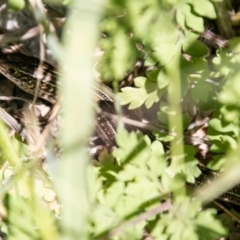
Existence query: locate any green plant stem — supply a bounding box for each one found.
[166,52,184,168]
[52,2,104,240]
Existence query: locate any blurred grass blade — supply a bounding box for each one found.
[0,120,20,166]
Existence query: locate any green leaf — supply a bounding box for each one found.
[104,181,125,208]
[119,76,164,109]
[147,141,166,177]
[157,70,169,89]
[208,132,238,153]
[111,32,136,79]
[152,27,181,65]
[195,210,228,239]
[176,8,186,30]
[220,135,238,150]
[113,128,151,164]
[161,172,185,192]
[178,4,204,33]
[187,0,216,19]
[209,118,239,135]
[157,101,175,127]
[91,205,117,234]
[154,132,174,142]
[183,38,208,57]
[127,1,159,39]
[146,69,159,82]
[219,70,240,105]
[191,79,214,102]
[181,146,201,183]
[8,0,25,12]
[99,21,137,80]
[207,155,225,171]
[124,179,161,203]
[119,223,145,240]
[212,50,235,76]
[228,37,240,53]
[155,199,202,240]
[182,57,209,75]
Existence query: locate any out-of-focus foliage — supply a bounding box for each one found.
[1,0,240,239]
[89,129,227,240]
[8,0,25,12]
[0,127,58,239]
